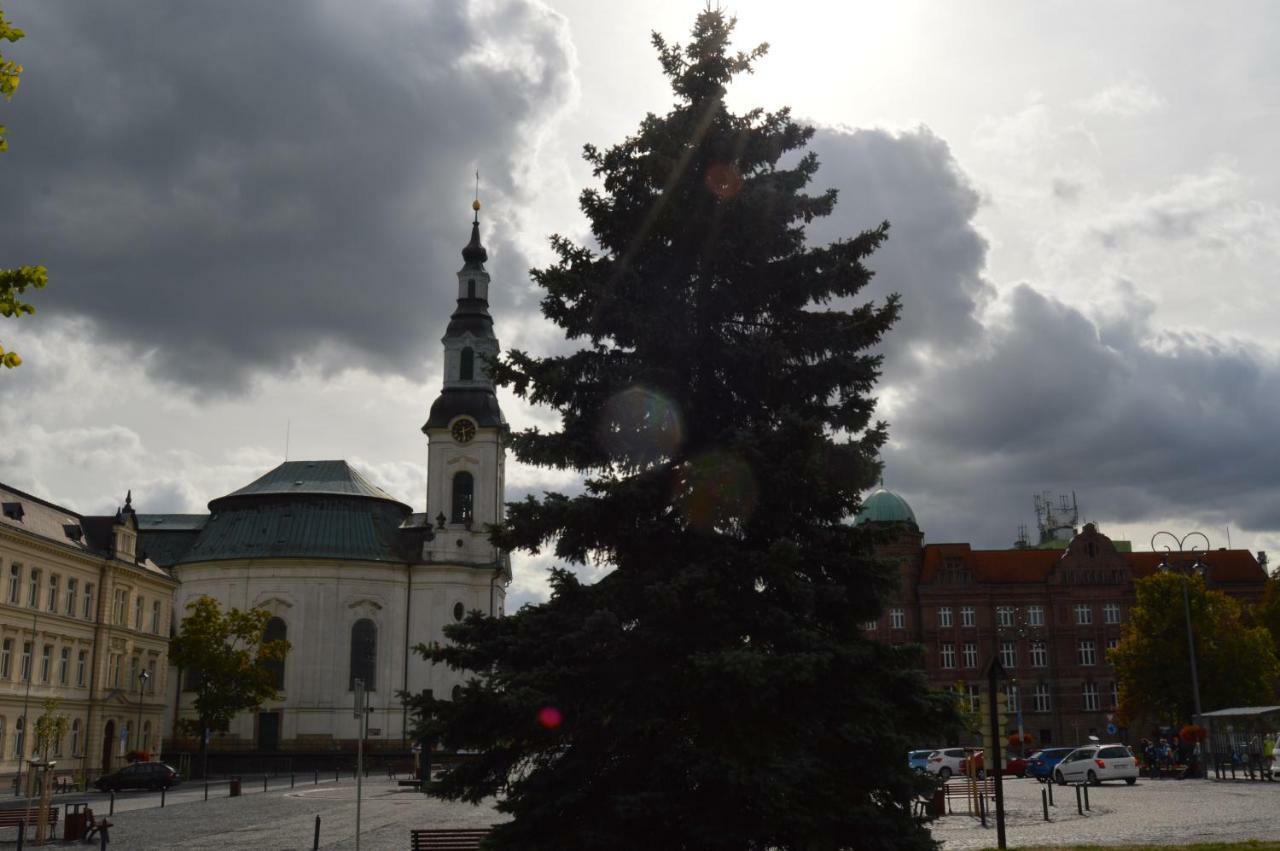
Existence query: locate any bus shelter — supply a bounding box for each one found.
[1200,706,1279,780]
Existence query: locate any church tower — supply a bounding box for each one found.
[422,200,509,573]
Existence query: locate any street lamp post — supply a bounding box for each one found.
[1151,531,1210,736]
[985,608,1047,851]
[137,670,152,756]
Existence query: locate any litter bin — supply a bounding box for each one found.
[928,786,945,817]
[229,777,242,797]
[65,804,89,841]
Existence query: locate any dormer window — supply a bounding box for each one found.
[1,503,23,522]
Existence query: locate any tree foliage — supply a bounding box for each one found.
[0,7,46,370]
[405,10,956,850]
[1111,572,1280,730]
[169,596,290,737]
[34,698,68,760]
[1252,574,1280,660]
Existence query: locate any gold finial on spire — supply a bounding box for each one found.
[472,170,481,218]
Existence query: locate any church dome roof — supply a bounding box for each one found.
[855,488,918,527]
[217,460,405,505]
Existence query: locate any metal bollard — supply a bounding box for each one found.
[109,791,115,816]
[291,773,295,789]
[1047,779,1054,806]
[162,785,166,808]
[335,769,339,783]
[264,776,269,794]
[1083,783,1090,811]
[100,823,110,851]
[1042,788,1049,821]
[1074,785,1083,815]
[16,818,24,851]
[312,814,321,851]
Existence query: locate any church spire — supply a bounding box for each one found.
[462,197,487,268]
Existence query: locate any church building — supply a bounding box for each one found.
[141,203,510,755]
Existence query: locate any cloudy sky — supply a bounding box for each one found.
[2,0,1277,605]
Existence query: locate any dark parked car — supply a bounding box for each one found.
[94,762,181,791]
[1026,747,1076,783]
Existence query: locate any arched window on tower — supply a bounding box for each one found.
[263,617,287,690]
[451,472,474,524]
[349,619,377,691]
[459,347,474,381]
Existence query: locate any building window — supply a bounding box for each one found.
[1103,603,1121,624]
[962,642,978,669]
[20,642,31,682]
[58,647,69,685]
[349,618,377,691]
[66,578,77,616]
[862,619,878,631]
[1078,639,1096,666]
[1005,683,1020,713]
[134,595,143,630]
[1030,643,1048,668]
[940,643,956,669]
[147,658,157,693]
[1000,640,1017,669]
[47,574,59,613]
[129,655,140,690]
[1109,681,1119,708]
[28,568,40,608]
[108,654,119,688]
[937,607,953,628]
[960,606,976,628]
[0,717,5,757]
[459,347,475,381]
[0,639,9,679]
[7,564,19,604]
[1027,605,1045,626]
[889,608,905,630]
[76,650,86,687]
[14,717,24,758]
[451,472,474,524]
[1074,604,1092,625]
[142,720,152,753]
[70,719,80,756]
[83,583,94,620]
[996,606,1014,627]
[1082,682,1100,711]
[453,602,466,622]
[966,684,981,713]
[264,617,287,690]
[53,724,63,757]
[113,589,127,624]
[40,645,52,682]
[151,600,162,634]
[1033,683,1052,713]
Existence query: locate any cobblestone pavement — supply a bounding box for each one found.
[931,775,1280,849]
[2,773,1275,848]
[0,776,503,849]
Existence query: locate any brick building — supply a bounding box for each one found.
[857,488,1269,748]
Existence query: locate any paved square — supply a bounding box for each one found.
[932,776,1280,848]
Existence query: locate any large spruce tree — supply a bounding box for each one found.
[407,10,955,849]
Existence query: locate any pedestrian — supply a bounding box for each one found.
[1264,732,1276,781]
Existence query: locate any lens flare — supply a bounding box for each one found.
[596,386,684,465]
[675,450,759,532]
[705,162,743,199]
[537,706,563,729]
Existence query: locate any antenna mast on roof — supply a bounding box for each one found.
[1033,491,1079,546]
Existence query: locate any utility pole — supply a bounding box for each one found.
[354,679,366,851]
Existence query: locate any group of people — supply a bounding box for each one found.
[1138,737,1199,779]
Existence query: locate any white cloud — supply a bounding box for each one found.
[1076,81,1165,117]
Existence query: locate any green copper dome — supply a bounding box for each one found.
[856,488,918,527]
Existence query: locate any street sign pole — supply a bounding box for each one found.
[986,659,1007,850]
[354,679,365,851]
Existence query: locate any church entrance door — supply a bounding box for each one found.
[258,712,281,751]
[102,720,116,774]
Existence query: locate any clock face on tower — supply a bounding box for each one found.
[450,418,477,444]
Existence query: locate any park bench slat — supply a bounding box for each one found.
[410,827,492,850]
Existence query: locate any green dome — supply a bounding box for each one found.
[856,488,918,527]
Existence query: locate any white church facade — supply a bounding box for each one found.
[140,204,510,754]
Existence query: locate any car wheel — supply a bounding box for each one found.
[1087,770,1099,786]
[1125,777,1137,785]
[1054,771,1066,786]
[939,767,952,780]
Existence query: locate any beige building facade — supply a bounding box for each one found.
[0,486,176,783]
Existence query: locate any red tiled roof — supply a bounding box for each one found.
[921,544,1266,585]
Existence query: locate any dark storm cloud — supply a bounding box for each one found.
[806,127,995,378]
[0,0,572,389]
[803,126,1280,546]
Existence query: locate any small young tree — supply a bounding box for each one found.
[405,9,957,850]
[169,596,290,768]
[33,698,68,842]
[1111,572,1280,730]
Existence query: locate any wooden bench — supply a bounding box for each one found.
[410,827,491,850]
[0,806,62,839]
[942,778,995,814]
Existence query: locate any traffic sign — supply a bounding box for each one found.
[1106,723,1118,735]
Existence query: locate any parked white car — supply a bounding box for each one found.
[926,747,980,780]
[1053,744,1139,785]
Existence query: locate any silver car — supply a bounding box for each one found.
[1053,744,1138,785]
